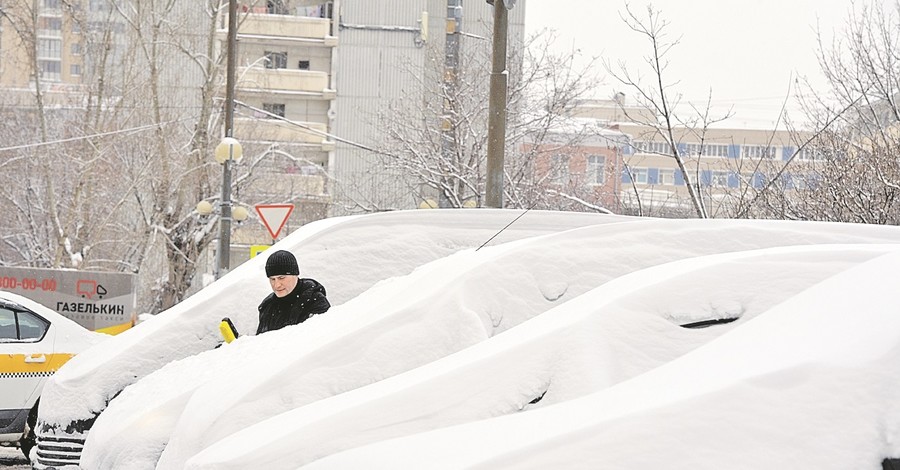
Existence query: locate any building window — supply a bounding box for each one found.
[70,64,81,76]
[711,171,729,187]
[265,51,287,69]
[39,60,61,81]
[686,143,728,158]
[71,43,82,55]
[633,141,672,155]
[38,17,62,36]
[586,155,605,185]
[263,103,285,118]
[267,0,288,14]
[796,146,823,161]
[742,145,777,159]
[659,169,675,185]
[89,0,107,11]
[298,60,310,70]
[38,38,61,58]
[550,155,569,184]
[627,167,648,184]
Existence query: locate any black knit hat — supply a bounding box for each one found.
[265,250,299,277]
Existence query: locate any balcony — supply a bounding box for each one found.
[233,117,332,151]
[237,67,333,99]
[233,13,336,46]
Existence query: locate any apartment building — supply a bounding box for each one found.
[572,98,818,217]
[527,126,629,212]
[1,0,526,270]
[0,0,87,107]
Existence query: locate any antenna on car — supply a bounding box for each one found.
[475,208,532,251]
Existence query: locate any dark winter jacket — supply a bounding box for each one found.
[256,278,330,334]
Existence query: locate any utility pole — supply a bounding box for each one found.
[485,0,510,208]
[216,0,239,279]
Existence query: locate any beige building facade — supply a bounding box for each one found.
[574,98,818,216]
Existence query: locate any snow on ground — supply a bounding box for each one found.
[39,209,613,430]
[0,446,29,469]
[298,248,900,470]
[69,214,900,470]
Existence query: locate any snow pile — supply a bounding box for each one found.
[184,244,895,469]
[40,209,614,429]
[299,248,900,469]
[72,216,900,469]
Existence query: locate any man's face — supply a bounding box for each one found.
[269,274,299,298]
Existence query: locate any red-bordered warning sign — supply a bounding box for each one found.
[255,204,295,240]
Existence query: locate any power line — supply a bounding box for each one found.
[0,116,198,153]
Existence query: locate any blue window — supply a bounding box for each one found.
[752,172,765,189]
[728,172,740,188]
[782,145,795,161]
[782,173,794,190]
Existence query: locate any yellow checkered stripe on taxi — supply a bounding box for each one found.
[0,353,75,377]
[0,370,56,379]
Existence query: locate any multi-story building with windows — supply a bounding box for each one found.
[1,0,527,274]
[222,0,526,247]
[528,127,628,212]
[571,98,817,217]
[0,0,88,106]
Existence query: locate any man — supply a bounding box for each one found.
[256,249,330,334]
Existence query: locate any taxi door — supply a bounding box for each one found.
[0,305,55,437]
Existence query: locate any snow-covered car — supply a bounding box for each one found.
[70,217,900,469]
[0,290,104,462]
[181,243,900,470]
[33,209,619,469]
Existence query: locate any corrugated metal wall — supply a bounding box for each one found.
[329,0,527,215]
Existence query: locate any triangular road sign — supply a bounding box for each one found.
[255,204,295,240]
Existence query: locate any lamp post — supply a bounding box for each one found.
[197,187,248,280]
[213,137,243,279]
[215,0,240,279]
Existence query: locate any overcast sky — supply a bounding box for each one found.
[524,1,874,129]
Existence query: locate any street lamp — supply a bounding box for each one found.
[196,198,249,223]
[213,137,243,279]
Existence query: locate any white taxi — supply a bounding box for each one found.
[0,290,103,462]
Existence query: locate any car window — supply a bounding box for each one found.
[0,307,49,342]
[17,310,49,341]
[0,308,16,340]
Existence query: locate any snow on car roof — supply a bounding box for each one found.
[65,213,900,469]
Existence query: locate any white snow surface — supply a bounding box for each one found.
[39,210,900,469]
[301,248,900,470]
[39,209,614,427]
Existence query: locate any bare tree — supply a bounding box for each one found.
[0,0,233,313]
[604,3,734,218]
[756,0,900,224]
[371,29,603,212]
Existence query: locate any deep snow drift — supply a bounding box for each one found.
[301,247,900,470]
[61,212,900,470]
[39,209,613,430]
